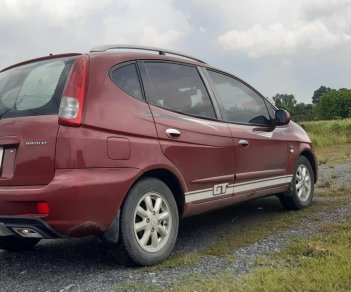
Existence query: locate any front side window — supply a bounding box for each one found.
[110,63,143,100]
[265,99,277,119]
[144,62,216,119]
[208,70,271,125]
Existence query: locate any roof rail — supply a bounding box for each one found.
[90,44,207,64]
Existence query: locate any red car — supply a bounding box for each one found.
[0,45,317,266]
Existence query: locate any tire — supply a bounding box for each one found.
[0,236,40,251]
[120,178,179,266]
[279,156,314,210]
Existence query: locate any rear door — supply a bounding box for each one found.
[139,61,235,203]
[205,70,290,194]
[0,56,77,185]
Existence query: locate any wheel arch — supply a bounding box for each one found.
[136,168,186,217]
[300,150,318,183]
[103,167,185,243]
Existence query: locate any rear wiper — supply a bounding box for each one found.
[0,105,16,119]
[0,95,25,120]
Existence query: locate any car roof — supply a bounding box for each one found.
[1,45,210,72]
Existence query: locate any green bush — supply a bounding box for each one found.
[315,89,351,120]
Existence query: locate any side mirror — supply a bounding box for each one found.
[275,109,290,126]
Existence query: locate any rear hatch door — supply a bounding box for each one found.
[0,55,77,186]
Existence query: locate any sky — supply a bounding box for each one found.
[0,0,350,103]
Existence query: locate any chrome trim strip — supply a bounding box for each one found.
[191,174,234,184]
[0,147,3,172]
[233,176,292,193]
[185,175,293,203]
[90,44,207,64]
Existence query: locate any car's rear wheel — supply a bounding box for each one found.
[279,156,314,210]
[120,178,179,266]
[0,236,40,251]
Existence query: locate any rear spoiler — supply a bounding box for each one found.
[0,53,81,73]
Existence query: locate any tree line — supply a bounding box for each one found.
[271,86,351,121]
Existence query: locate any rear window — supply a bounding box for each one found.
[110,63,143,100]
[0,56,77,119]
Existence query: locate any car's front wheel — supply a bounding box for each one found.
[279,156,314,210]
[120,178,179,266]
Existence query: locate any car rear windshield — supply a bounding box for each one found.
[0,56,77,119]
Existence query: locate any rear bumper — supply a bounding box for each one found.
[0,168,141,237]
[0,216,63,239]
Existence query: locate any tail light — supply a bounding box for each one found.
[59,55,89,127]
[37,202,50,215]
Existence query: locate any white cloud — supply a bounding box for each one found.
[0,0,350,103]
[199,27,206,33]
[102,0,191,48]
[218,21,351,58]
[0,0,114,24]
[0,0,191,68]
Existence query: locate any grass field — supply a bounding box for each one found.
[300,118,351,148]
[171,216,351,291]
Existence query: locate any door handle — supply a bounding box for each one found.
[239,139,249,146]
[166,128,181,138]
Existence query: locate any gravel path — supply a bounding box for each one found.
[1,160,351,292]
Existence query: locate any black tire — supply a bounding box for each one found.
[120,178,179,266]
[0,236,40,251]
[279,156,314,210]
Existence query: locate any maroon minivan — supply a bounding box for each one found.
[0,45,317,265]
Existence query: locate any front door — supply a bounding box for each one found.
[206,69,291,196]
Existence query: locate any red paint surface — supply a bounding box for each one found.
[0,52,317,237]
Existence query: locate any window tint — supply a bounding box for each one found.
[111,63,143,100]
[17,61,65,110]
[0,57,76,119]
[144,62,216,119]
[208,70,271,125]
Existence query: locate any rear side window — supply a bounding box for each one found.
[207,70,271,125]
[144,62,216,119]
[110,63,143,100]
[0,56,76,119]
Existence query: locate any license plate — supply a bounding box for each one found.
[0,147,3,172]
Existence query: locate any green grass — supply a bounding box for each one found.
[170,214,351,291]
[298,119,351,166]
[200,204,321,258]
[142,251,201,271]
[300,118,351,148]
[314,144,351,166]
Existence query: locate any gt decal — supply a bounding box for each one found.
[185,175,293,203]
[213,183,229,196]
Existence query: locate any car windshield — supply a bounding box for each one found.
[0,56,77,119]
